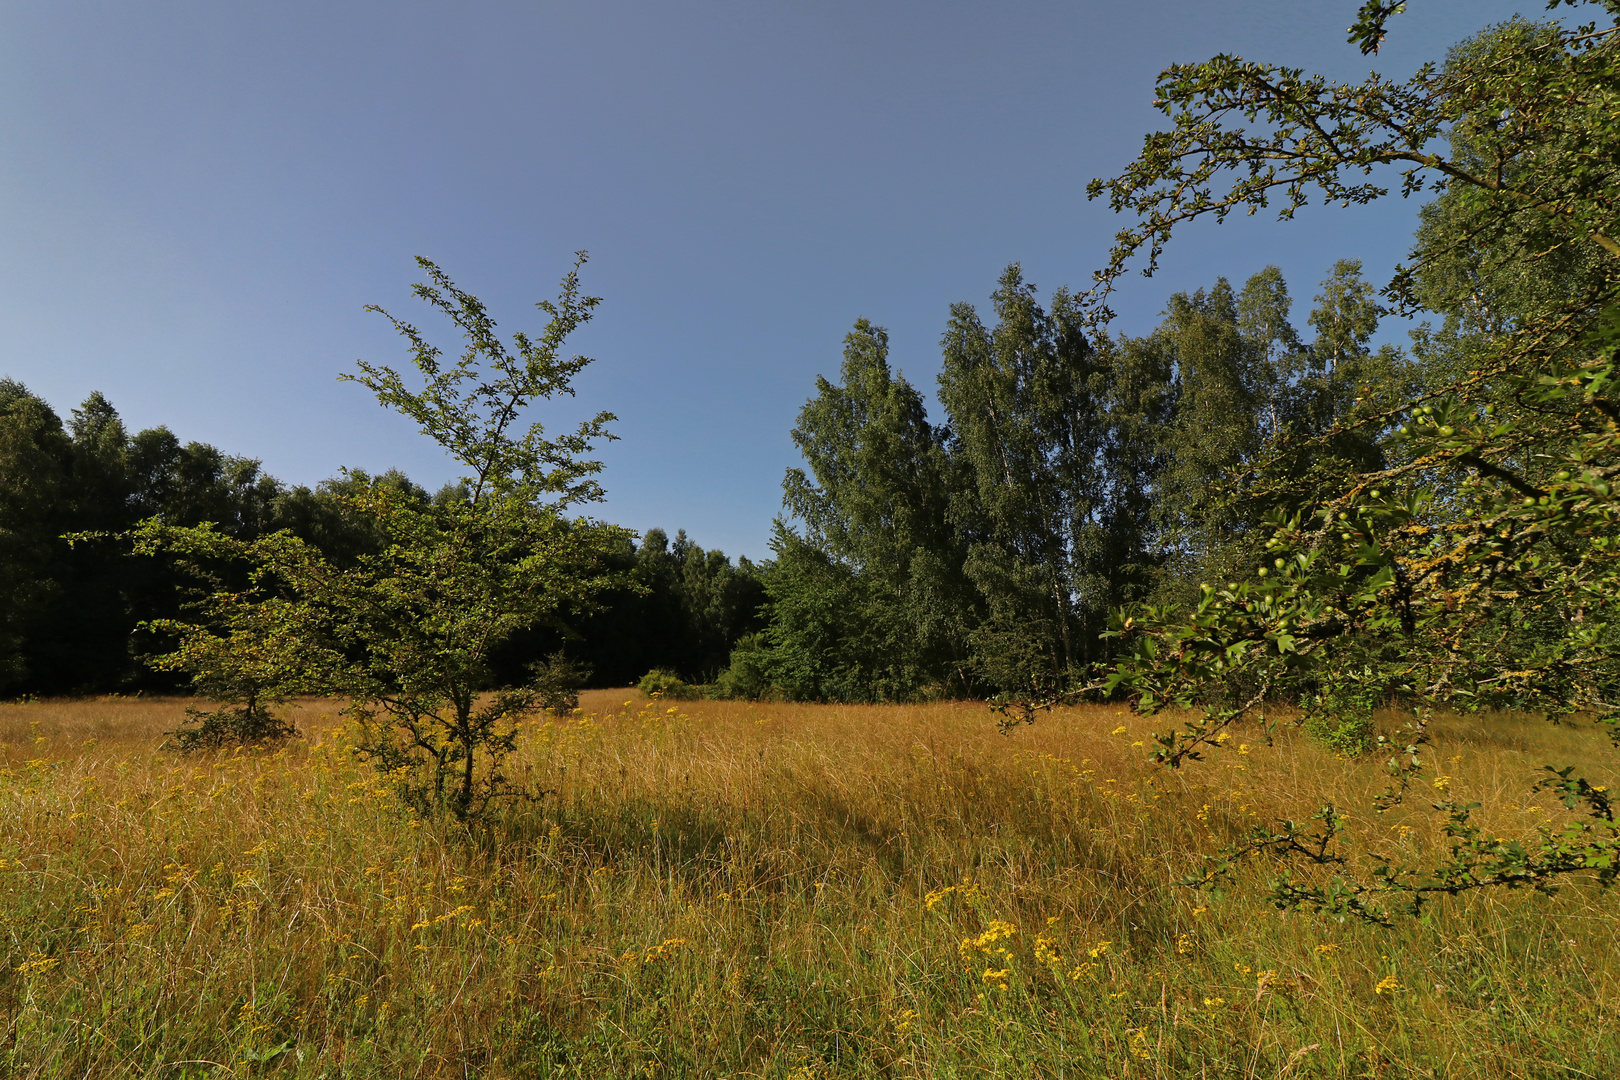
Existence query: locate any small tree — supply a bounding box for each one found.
[139,544,336,750]
[132,255,630,818]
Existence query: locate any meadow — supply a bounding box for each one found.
[1,692,1616,1078]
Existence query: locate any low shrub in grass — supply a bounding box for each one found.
[163,701,298,751]
[637,668,699,700]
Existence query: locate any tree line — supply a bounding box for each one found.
[0,254,1402,707]
[0,244,1517,710]
[741,258,1410,702]
[0,381,764,698]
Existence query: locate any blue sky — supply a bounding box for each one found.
[1,0,1535,560]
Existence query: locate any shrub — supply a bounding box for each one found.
[164,702,297,752]
[713,633,776,700]
[638,668,699,700]
[530,651,590,714]
[1303,708,1375,756]
[1300,674,1382,755]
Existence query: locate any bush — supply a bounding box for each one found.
[637,668,699,700]
[164,703,298,752]
[1302,676,1380,755]
[531,651,590,714]
[1303,710,1375,756]
[712,633,776,700]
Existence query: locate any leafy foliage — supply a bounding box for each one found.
[1086,4,1620,314]
[939,268,1109,681]
[713,632,774,700]
[636,668,700,700]
[758,520,937,702]
[762,258,1406,702]
[1048,1,1620,915]
[129,256,630,819]
[138,534,335,750]
[769,320,971,699]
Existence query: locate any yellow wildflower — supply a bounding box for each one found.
[642,938,687,962]
[959,921,1017,963]
[16,954,59,976]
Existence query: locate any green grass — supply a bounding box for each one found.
[1,692,1616,1077]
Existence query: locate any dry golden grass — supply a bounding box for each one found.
[0,695,340,748]
[1,692,1616,1077]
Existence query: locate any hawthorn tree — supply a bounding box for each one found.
[133,255,630,819]
[1006,0,1620,919]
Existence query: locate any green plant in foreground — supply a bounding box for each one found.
[1007,0,1620,917]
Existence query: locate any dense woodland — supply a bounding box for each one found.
[754,258,1411,702]
[0,393,765,697]
[0,255,1397,703]
[0,231,1589,708]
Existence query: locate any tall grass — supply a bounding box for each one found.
[1,692,1615,1077]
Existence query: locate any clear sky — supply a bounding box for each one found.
[1,0,1536,560]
